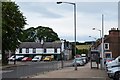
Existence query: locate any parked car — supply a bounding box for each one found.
[107,56,120,80]
[22,57,32,61]
[104,58,114,65]
[8,55,15,61]
[72,58,84,66]
[8,55,24,61]
[43,56,52,61]
[16,56,24,61]
[32,55,42,62]
[81,57,87,64]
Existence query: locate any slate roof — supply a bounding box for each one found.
[19,42,62,48]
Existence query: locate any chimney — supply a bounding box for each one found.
[111,28,116,30]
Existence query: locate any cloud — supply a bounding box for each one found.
[14,0,120,2]
[17,2,63,18]
[16,2,118,42]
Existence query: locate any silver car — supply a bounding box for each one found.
[72,58,84,66]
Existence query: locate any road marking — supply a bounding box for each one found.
[1,70,14,73]
[91,77,106,78]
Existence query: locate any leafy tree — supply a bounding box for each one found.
[21,26,60,42]
[2,2,26,65]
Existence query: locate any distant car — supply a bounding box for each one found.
[81,57,87,64]
[8,55,24,61]
[8,55,15,61]
[32,56,42,62]
[43,56,52,61]
[72,58,84,66]
[22,57,32,61]
[16,56,24,61]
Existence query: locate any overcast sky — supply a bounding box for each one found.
[14,0,119,42]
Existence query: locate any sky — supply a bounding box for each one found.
[13,0,119,42]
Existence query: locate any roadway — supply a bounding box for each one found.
[2,61,61,78]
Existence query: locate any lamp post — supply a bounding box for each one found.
[101,14,104,69]
[92,28,101,38]
[57,2,77,70]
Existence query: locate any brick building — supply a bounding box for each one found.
[104,28,120,58]
[94,28,120,58]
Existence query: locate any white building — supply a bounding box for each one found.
[15,41,72,60]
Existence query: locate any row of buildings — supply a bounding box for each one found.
[8,28,120,61]
[14,40,73,60]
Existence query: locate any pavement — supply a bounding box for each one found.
[1,61,111,80]
[29,62,110,79]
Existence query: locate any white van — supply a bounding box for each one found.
[32,55,42,62]
[107,56,120,80]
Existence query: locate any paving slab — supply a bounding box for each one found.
[31,62,109,79]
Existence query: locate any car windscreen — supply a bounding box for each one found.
[75,58,83,61]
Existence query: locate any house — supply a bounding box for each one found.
[104,28,120,58]
[94,28,120,58]
[15,41,72,60]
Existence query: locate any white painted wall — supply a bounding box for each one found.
[36,48,43,54]
[46,48,54,54]
[15,49,19,54]
[22,48,26,54]
[57,48,60,54]
[16,48,61,54]
[29,48,33,54]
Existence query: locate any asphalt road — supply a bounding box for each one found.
[2,61,61,78]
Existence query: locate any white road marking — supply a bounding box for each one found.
[0,70,14,73]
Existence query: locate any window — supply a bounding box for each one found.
[106,53,111,58]
[19,48,22,53]
[104,43,109,50]
[33,48,36,53]
[54,48,57,53]
[118,58,120,62]
[26,48,29,53]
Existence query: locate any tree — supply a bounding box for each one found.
[2,2,26,65]
[21,26,60,42]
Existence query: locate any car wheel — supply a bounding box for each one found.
[108,73,112,78]
[114,72,120,80]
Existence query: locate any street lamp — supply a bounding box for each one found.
[92,28,101,38]
[57,1,77,70]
